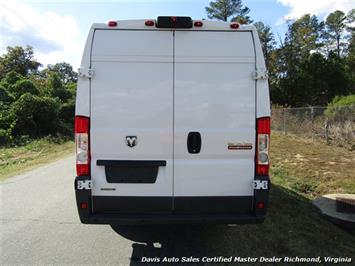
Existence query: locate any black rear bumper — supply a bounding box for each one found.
[75,176,269,225]
[79,213,265,225]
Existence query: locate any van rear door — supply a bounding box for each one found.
[173,31,256,213]
[90,30,174,213]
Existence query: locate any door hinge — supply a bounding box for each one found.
[252,69,268,80]
[252,180,268,190]
[78,68,94,79]
[77,180,93,190]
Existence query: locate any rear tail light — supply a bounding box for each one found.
[257,202,265,209]
[75,116,90,176]
[256,117,270,176]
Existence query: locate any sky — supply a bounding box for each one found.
[0,0,354,69]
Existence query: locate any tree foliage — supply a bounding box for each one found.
[9,79,39,99]
[271,12,354,106]
[285,14,324,59]
[205,0,252,23]
[253,21,276,69]
[47,72,72,102]
[42,62,78,84]
[0,46,77,146]
[10,93,60,136]
[0,86,12,104]
[325,10,347,56]
[203,4,354,106]
[0,46,41,79]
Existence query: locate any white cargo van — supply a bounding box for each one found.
[74,17,271,224]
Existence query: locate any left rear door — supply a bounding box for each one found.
[90,30,174,213]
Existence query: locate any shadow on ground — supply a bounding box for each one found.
[111,185,355,265]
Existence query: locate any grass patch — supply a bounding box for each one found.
[115,186,355,259]
[202,185,355,257]
[0,136,74,180]
[270,132,355,199]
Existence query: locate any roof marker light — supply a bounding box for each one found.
[108,21,117,27]
[194,21,203,27]
[145,20,155,26]
[230,22,240,29]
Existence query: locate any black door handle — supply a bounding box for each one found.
[187,132,201,154]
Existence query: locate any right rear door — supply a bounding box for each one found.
[173,31,256,211]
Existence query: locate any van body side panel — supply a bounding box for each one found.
[90,30,174,212]
[174,31,256,198]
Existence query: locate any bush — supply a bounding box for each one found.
[0,128,12,146]
[59,99,75,135]
[325,95,355,121]
[59,99,75,123]
[10,93,60,137]
[0,47,78,146]
[35,97,61,134]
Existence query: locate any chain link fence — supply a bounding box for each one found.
[271,105,355,149]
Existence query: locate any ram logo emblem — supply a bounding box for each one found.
[126,136,137,147]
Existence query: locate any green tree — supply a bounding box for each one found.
[47,72,72,102]
[253,21,276,69]
[346,32,355,89]
[275,15,325,106]
[276,50,350,106]
[0,86,13,104]
[285,14,324,58]
[0,71,23,88]
[0,46,41,79]
[345,8,355,31]
[205,0,252,23]
[0,46,78,144]
[59,99,75,135]
[10,93,60,137]
[9,79,39,100]
[253,21,280,105]
[43,62,78,84]
[325,10,347,56]
[345,9,355,92]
